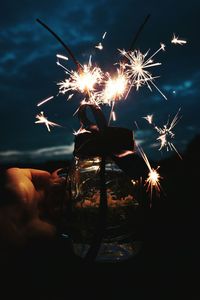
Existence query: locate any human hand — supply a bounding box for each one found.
[0,168,66,248]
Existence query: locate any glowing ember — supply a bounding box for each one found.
[57,57,103,98]
[37,96,54,107]
[137,145,162,197]
[143,114,153,124]
[101,70,128,104]
[35,18,187,201]
[171,34,187,45]
[35,111,61,132]
[145,167,162,197]
[143,109,182,158]
[95,42,103,50]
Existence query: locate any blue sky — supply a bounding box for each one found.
[0,0,199,162]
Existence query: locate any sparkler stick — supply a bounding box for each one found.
[129,14,151,51]
[36,18,81,70]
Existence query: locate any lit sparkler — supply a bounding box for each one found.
[171,34,187,45]
[102,32,107,39]
[119,43,167,100]
[95,42,103,50]
[137,145,162,198]
[95,32,107,50]
[35,111,61,132]
[57,57,103,99]
[101,69,128,105]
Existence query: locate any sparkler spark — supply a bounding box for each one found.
[37,96,54,107]
[95,42,103,50]
[56,54,69,60]
[102,32,107,39]
[137,145,162,198]
[57,57,103,99]
[154,109,182,158]
[143,114,153,124]
[101,69,128,105]
[35,111,61,132]
[119,44,167,100]
[171,34,187,45]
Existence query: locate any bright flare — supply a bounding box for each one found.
[35,111,61,132]
[119,44,167,100]
[57,57,103,98]
[137,145,162,198]
[171,34,187,45]
[101,70,128,105]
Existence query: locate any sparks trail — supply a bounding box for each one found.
[37,96,54,107]
[119,43,167,100]
[143,114,153,124]
[171,34,187,45]
[36,18,81,70]
[136,144,162,199]
[35,111,61,132]
[57,56,103,102]
[143,108,182,158]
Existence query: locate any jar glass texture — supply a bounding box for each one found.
[64,156,146,262]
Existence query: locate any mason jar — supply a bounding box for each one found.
[62,155,146,262]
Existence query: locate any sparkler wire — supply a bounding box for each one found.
[129,14,151,51]
[36,18,81,70]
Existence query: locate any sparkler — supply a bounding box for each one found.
[95,42,103,50]
[100,69,128,105]
[119,43,167,100]
[95,31,107,50]
[143,114,153,124]
[56,54,69,61]
[137,145,162,198]
[171,34,187,45]
[35,111,61,132]
[57,57,103,100]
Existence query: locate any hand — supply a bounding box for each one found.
[0,168,66,248]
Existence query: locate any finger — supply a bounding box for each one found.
[29,169,51,189]
[4,168,33,203]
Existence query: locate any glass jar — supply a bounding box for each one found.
[62,156,146,262]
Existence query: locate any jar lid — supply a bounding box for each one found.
[73,126,135,158]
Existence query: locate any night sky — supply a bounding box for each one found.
[0,0,199,163]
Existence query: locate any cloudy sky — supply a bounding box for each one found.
[0,0,199,163]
